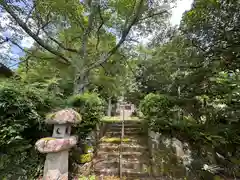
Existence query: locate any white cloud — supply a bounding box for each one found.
[170,0,193,26]
[21,36,34,48]
[0,12,11,28]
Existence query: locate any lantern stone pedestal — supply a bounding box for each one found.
[35,109,81,180]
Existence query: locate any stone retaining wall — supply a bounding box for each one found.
[148,130,191,179]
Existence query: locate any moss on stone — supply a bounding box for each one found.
[83,144,94,153]
[100,137,130,143]
[78,175,96,180]
[213,175,224,180]
[79,153,93,163]
[41,137,56,141]
[46,112,56,120]
[101,116,140,122]
[46,109,82,124]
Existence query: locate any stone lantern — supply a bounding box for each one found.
[35,108,81,180]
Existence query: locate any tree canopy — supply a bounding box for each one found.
[135,0,240,178]
[0,0,173,94]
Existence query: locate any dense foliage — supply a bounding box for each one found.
[136,0,240,179]
[0,80,63,179]
[68,92,104,138]
[140,93,173,118]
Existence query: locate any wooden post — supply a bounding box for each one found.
[119,103,125,179]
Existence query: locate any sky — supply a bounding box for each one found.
[0,0,193,67]
[170,0,193,26]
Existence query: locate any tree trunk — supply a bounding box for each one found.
[107,97,112,116]
[177,85,182,122]
[73,72,88,95]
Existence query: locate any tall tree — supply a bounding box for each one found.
[0,0,174,94]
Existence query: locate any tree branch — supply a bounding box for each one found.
[96,5,104,51]
[24,3,35,24]
[9,38,55,61]
[8,55,30,69]
[191,39,208,53]
[84,0,144,73]
[34,7,78,55]
[0,37,9,44]
[120,54,136,76]
[42,30,79,54]
[80,0,96,56]
[0,62,13,77]
[35,10,52,35]
[138,9,171,22]
[0,0,70,65]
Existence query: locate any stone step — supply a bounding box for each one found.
[104,131,144,137]
[108,120,142,124]
[93,157,149,164]
[108,127,143,132]
[93,158,119,169]
[98,142,147,152]
[104,133,147,141]
[93,158,149,171]
[98,144,148,154]
[109,121,142,125]
[94,155,149,164]
[94,167,150,178]
[96,151,147,162]
[99,137,139,144]
[109,122,143,129]
[98,142,119,149]
[97,151,143,157]
[122,161,149,171]
[109,125,142,129]
[98,145,119,153]
[121,146,148,153]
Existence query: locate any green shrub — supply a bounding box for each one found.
[140,93,173,118]
[68,92,104,137]
[72,150,93,164]
[0,81,62,179]
[140,93,240,177]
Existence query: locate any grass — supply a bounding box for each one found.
[100,137,131,143]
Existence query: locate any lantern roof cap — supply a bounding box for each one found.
[46,108,81,124]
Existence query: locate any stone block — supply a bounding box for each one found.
[36,136,78,153]
[46,108,81,124]
[43,151,69,180]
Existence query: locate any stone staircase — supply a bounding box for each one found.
[93,120,151,179]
